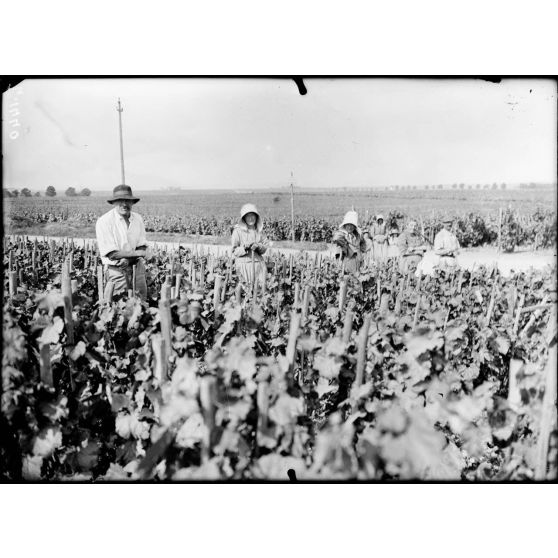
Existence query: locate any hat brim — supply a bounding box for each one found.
[108,196,140,204]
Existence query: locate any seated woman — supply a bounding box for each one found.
[231,203,270,287]
[332,210,368,273]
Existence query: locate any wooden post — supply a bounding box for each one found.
[151,335,168,384]
[412,296,421,329]
[261,262,267,295]
[301,285,310,322]
[235,283,242,305]
[97,265,104,304]
[342,309,353,344]
[285,311,301,373]
[257,381,269,444]
[338,279,347,314]
[71,279,78,294]
[289,254,293,282]
[132,264,137,297]
[512,293,525,336]
[376,278,381,307]
[61,263,74,345]
[9,250,13,271]
[213,274,223,317]
[40,343,53,386]
[379,293,390,317]
[173,273,182,299]
[497,207,503,253]
[9,271,17,299]
[485,283,497,327]
[49,240,55,263]
[200,376,217,463]
[535,344,558,480]
[507,358,523,409]
[158,299,172,358]
[354,315,372,389]
[293,282,300,310]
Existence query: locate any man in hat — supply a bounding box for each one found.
[397,220,428,273]
[434,216,460,270]
[95,185,148,300]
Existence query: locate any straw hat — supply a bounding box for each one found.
[107,184,140,204]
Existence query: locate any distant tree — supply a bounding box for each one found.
[46,186,56,197]
[500,183,507,190]
[425,185,430,190]
[34,192,41,197]
[483,184,489,190]
[459,183,465,190]
[65,187,77,197]
[476,184,481,189]
[21,188,32,197]
[12,189,19,198]
[394,185,399,190]
[437,184,443,190]
[412,185,417,190]
[3,188,12,197]
[80,188,92,197]
[491,183,498,190]
[451,183,457,189]
[468,184,473,189]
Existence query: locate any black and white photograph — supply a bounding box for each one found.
[2,76,556,482]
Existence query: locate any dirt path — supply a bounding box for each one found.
[7,233,556,276]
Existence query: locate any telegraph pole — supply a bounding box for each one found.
[290,171,295,243]
[117,98,126,184]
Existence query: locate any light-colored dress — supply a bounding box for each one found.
[370,222,388,263]
[231,224,269,285]
[434,228,460,270]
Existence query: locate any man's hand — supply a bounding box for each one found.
[116,258,129,269]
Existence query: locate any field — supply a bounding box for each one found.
[3,187,557,250]
[2,235,556,481]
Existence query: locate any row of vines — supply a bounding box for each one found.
[2,235,556,480]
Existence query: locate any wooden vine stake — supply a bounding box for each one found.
[535,342,557,480]
[132,265,137,297]
[235,283,242,305]
[97,265,104,304]
[213,274,223,317]
[9,271,17,299]
[199,376,217,463]
[484,283,497,327]
[293,282,301,310]
[105,281,115,304]
[174,273,182,299]
[354,314,372,390]
[151,335,168,384]
[61,263,74,345]
[507,358,523,409]
[256,381,270,447]
[285,311,301,373]
[342,309,353,344]
[338,279,347,314]
[512,293,525,336]
[158,298,172,360]
[412,296,422,330]
[40,343,53,387]
[497,207,503,253]
[301,285,310,323]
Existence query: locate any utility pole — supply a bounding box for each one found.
[290,171,295,243]
[117,98,126,184]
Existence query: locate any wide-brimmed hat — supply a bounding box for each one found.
[376,214,385,222]
[442,216,454,224]
[341,210,359,228]
[240,203,262,231]
[107,184,140,204]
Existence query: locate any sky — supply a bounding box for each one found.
[2,78,557,191]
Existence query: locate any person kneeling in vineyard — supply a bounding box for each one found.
[231,203,270,287]
[434,216,460,271]
[397,220,428,273]
[332,210,368,273]
[95,185,148,300]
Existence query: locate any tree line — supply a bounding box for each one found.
[3,187,92,198]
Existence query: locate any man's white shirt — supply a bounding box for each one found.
[96,208,147,266]
[434,228,460,255]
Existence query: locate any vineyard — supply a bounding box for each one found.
[4,196,557,249]
[2,234,556,481]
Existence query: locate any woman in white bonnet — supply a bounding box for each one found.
[231,203,270,286]
[332,210,368,273]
